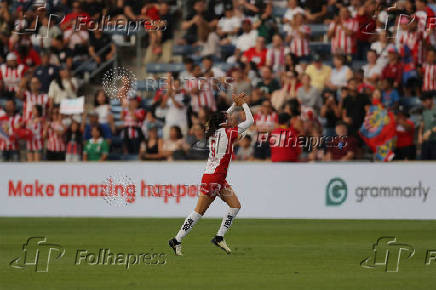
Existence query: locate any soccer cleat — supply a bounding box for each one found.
[169,238,183,256]
[211,236,231,254]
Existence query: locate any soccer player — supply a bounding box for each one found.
[169,93,254,256]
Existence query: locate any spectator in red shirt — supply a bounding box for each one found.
[382,47,403,88]
[270,112,301,162]
[394,107,416,160]
[242,36,267,68]
[60,1,91,31]
[324,121,356,161]
[14,37,41,68]
[355,2,377,61]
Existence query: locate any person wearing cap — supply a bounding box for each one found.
[0,52,27,92]
[419,94,436,160]
[234,19,258,52]
[305,53,331,91]
[381,46,403,88]
[394,107,416,160]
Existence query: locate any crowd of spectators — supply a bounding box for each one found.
[1,0,436,162]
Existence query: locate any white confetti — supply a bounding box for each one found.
[102,67,137,100]
[102,174,135,207]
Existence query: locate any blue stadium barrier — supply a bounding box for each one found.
[310,25,329,35]
[172,45,201,55]
[146,63,185,73]
[351,61,367,71]
[309,42,331,55]
[273,7,287,18]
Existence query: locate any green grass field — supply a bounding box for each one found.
[1,218,435,290]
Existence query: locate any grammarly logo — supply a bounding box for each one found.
[9,237,65,272]
[326,177,347,206]
[360,237,415,272]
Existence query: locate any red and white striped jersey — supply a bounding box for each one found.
[121,108,145,139]
[185,78,217,112]
[47,121,66,152]
[329,19,359,54]
[415,11,428,32]
[0,114,22,151]
[22,91,49,121]
[266,46,287,72]
[26,118,44,151]
[422,63,436,91]
[204,127,239,176]
[288,25,311,57]
[255,111,278,142]
[0,64,26,92]
[254,112,278,131]
[398,31,424,64]
[67,140,80,155]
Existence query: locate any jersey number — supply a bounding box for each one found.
[210,135,221,158]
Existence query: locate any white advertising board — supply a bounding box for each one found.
[0,162,435,219]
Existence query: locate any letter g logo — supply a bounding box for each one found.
[326,177,347,206]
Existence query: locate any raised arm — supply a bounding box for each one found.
[231,93,253,135]
[226,102,236,114]
[237,103,254,135]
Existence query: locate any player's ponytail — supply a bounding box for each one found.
[205,111,226,140]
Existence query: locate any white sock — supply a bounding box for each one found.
[175,211,202,242]
[217,208,240,237]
